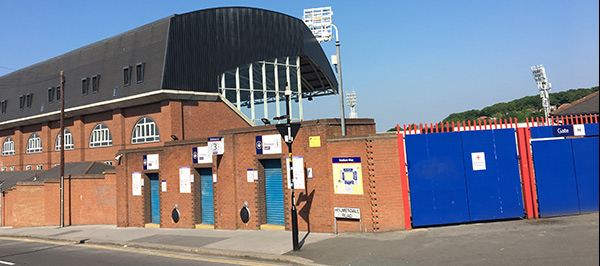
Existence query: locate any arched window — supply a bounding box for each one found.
[2,137,15,156]
[55,129,74,151]
[132,117,160,144]
[89,124,113,147]
[26,133,42,154]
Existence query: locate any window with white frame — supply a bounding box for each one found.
[132,117,160,144]
[2,137,15,156]
[55,129,74,151]
[89,123,113,147]
[26,133,42,154]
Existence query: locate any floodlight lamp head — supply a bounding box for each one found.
[303,7,334,43]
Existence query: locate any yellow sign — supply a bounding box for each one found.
[332,157,363,195]
[309,136,321,147]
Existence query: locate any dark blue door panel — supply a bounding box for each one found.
[462,129,524,221]
[200,168,214,225]
[572,137,599,213]
[406,132,470,227]
[532,139,580,217]
[149,173,160,224]
[265,160,284,225]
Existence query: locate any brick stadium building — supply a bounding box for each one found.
[1,8,408,232]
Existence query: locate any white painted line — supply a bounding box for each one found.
[0,260,15,265]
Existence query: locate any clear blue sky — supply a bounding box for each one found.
[1,0,598,132]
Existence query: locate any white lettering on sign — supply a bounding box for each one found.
[557,128,570,134]
[334,207,361,219]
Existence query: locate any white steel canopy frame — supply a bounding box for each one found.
[219,56,306,125]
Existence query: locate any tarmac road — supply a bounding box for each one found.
[292,213,599,266]
[0,237,288,266]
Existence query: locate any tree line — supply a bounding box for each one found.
[389,86,598,132]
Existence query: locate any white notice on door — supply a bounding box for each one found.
[471,152,486,171]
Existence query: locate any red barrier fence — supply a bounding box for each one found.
[402,114,598,135]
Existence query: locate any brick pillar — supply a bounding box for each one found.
[112,109,125,149]
[162,101,183,141]
[16,127,23,171]
[42,122,51,169]
[74,116,85,162]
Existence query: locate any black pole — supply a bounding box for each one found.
[285,87,300,251]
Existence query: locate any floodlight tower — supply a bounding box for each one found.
[531,65,552,117]
[346,91,357,118]
[303,7,347,135]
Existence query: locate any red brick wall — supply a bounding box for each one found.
[0,100,251,172]
[2,173,117,227]
[11,185,46,227]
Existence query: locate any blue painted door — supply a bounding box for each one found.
[149,173,160,224]
[461,129,524,221]
[200,168,214,225]
[532,139,580,217]
[406,129,525,227]
[406,132,470,227]
[572,137,599,213]
[264,160,285,225]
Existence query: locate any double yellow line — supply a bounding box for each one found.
[0,237,283,266]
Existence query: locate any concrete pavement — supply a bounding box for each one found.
[1,213,598,265]
[0,225,332,265]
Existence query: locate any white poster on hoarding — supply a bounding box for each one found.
[179,167,191,193]
[471,152,486,171]
[247,169,256,183]
[286,156,305,189]
[132,172,142,196]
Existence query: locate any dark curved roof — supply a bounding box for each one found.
[0,7,337,130]
[163,7,338,94]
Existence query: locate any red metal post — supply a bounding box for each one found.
[569,115,573,125]
[516,128,535,218]
[419,123,422,134]
[396,126,412,230]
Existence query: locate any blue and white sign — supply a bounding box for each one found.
[192,146,212,164]
[208,137,224,155]
[143,154,159,170]
[552,124,586,137]
[255,134,282,154]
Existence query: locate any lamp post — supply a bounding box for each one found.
[303,7,346,136]
[60,71,65,228]
[274,85,301,251]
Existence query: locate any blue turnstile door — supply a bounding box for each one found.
[200,168,214,225]
[149,173,160,224]
[264,160,285,225]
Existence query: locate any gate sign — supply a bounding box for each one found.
[143,154,159,170]
[256,134,282,154]
[208,137,224,155]
[192,146,212,164]
[334,207,361,219]
[552,124,585,137]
